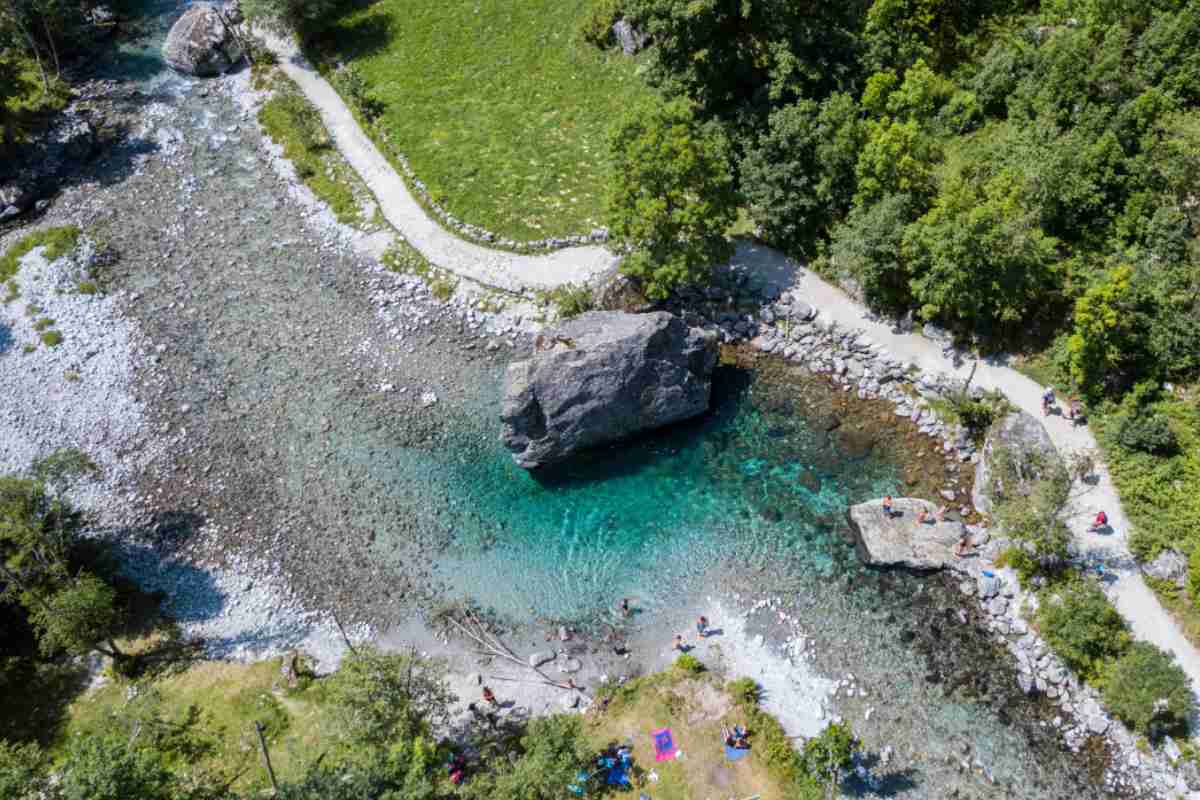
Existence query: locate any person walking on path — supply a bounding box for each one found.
[697,616,709,638]
[482,686,498,707]
[1088,510,1108,533]
[882,496,893,518]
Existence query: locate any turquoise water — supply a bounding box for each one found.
[420,368,901,621]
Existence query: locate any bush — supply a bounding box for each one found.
[540,284,594,319]
[1036,579,1130,681]
[39,330,63,347]
[578,0,623,48]
[1100,642,1193,738]
[1114,413,1179,455]
[673,653,704,674]
[727,676,760,705]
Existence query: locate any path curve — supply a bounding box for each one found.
[261,32,620,295]
[747,246,1200,691]
[259,31,1200,690]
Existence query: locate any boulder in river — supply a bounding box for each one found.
[500,311,718,469]
[848,498,969,570]
[972,410,1060,515]
[163,2,244,77]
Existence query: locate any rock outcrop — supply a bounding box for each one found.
[972,409,1059,514]
[500,311,718,469]
[612,18,649,55]
[848,497,969,570]
[163,2,243,76]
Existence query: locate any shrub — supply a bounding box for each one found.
[1036,579,1130,681]
[1114,413,1179,455]
[1100,642,1193,738]
[727,676,759,705]
[40,330,63,347]
[331,64,385,123]
[673,653,704,674]
[578,0,623,48]
[77,281,98,295]
[541,284,594,319]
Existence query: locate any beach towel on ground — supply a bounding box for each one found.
[652,728,676,762]
[724,745,751,762]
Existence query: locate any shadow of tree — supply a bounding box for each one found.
[0,320,12,355]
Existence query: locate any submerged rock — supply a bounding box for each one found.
[500,311,718,469]
[972,410,1059,514]
[163,2,243,77]
[847,498,969,570]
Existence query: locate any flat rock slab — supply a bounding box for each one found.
[848,498,968,570]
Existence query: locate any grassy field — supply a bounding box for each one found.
[311,0,655,242]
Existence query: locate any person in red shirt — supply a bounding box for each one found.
[1088,511,1108,532]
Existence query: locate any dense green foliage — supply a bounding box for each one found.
[324,645,454,747]
[586,0,1200,373]
[1100,641,1192,738]
[605,98,738,298]
[1036,579,1130,681]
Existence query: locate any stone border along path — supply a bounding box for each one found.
[258,31,620,296]
[779,263,1200,695]
[255,31,1200,694]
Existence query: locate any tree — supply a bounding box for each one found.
[1066,265,1149,396]
[1101,642,1193,738]
[740,93,865,255]
[27,571,124,660]
[278,743,439,800]
[240,0,345,38]
[464,715,594,800]
[823,193,916,314]
[605,99,738,300]
[324,645,455,747]
[1036,579,1130,680]
[800,722,857,798]
[622,0,868,120]
[854,117,938,205]
[903,171,1061,339]
[59,734,174,800]
[0,740,49,800]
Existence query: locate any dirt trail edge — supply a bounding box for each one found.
[259,31,620,295]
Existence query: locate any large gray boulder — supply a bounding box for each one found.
[847,498,969,570]
[501,311,718,469]
[163,2,243,76]
[972,409,1059,515]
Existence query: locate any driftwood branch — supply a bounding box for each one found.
[444,609,581,692]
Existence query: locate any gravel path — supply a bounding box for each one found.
[259,32,620,295]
